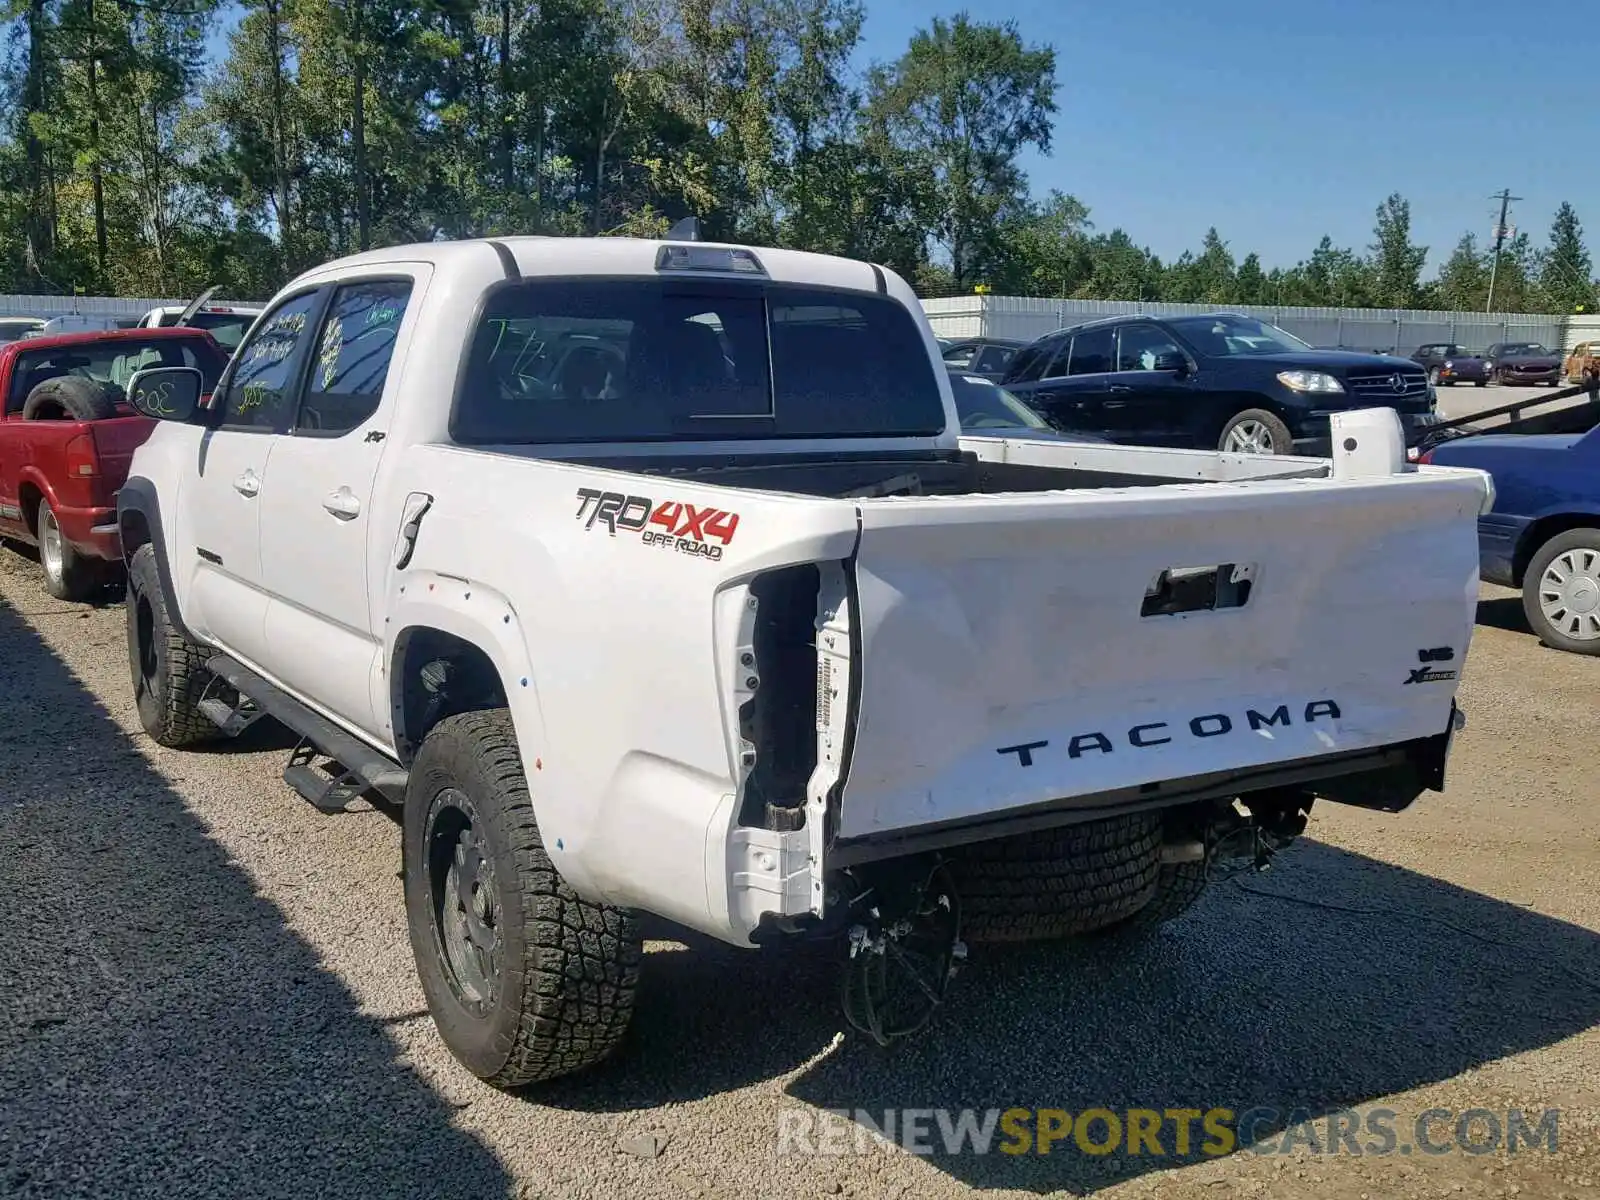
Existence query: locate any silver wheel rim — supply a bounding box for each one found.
[40,507,63,586]
[1538,548,1600,641]
[1224,420,1275,454]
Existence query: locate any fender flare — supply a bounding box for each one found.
[386,583,550,766]
[117,477,200,643]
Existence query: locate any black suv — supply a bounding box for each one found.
[1001,313,1439,455]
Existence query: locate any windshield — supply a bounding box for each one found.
[947,373,1051,431]
[186,311,257,353]
[5,336,226,414]
[0,319,42,345]
[453,279,947,444]
[1502,343,1548,355]
[1167,316,1312,357]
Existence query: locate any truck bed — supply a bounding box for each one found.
[535,433,1330,501]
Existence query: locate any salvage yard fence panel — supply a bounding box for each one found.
[922,295,1570,358]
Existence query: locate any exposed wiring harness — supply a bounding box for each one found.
[840,860,967,1048]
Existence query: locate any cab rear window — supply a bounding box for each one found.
[452,279,947,444]
[6,337,225,414]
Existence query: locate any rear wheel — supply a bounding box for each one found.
[38,499,103,601]
[404,709,642,1086]
[1219,409,1292,456]
[948,813,1162,943]
[1522,528,1600,656]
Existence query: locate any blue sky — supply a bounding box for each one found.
[856,0,1592,273]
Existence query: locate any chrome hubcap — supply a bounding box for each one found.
[40,508,63,584]
[1224,420,1275,454]
[1538,549,1600,641]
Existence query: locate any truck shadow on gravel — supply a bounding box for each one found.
[1476,592,1534,637]
[541,842,1600,1196]
[0,601,511,1200]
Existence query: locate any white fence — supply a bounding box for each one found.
[1565,314,1600,351]
[4,288,1588,355]
[923,295,1573,357]
[0,293,262,321]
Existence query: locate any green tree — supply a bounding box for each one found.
[1539,201,1596,313]
[771,0,863,250]
[1368,192,1427,308]
[1436,233,1488,312]
[866,13,1055,290]
[994,188,1091,297]
[1485,230,1542,313]
[1234,252,1265,304]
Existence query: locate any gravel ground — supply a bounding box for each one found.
[1,544,1598,1200]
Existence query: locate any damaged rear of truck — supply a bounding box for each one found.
[117,234,1491,1086]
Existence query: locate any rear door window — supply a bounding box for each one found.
[1005,340,1055,384]
[452,280,946,443]
[1068,327,1114,375]
[297,280,413,435]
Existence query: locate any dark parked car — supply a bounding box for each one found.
[1000,313,1439,455]
[945,368,1103,441]
[1483,342,1564,386]
[939,337,1025,381]
[1410,343,1488,387]
[1422,423,1600,655]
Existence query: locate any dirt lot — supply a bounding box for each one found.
[1,544,1597,1200]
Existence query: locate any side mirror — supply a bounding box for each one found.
[127,366,203,422]
[1153,350,1188,375]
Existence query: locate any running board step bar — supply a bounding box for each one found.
[205,654,409,809]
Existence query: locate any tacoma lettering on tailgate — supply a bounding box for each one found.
[996,699,1343,767]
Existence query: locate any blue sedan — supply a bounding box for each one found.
[1423,426,1600,655]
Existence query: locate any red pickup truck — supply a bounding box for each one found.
[0,327,227,599]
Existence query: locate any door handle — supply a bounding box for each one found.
[1108,384,1134,393]
[322,487,361,520]
[1103,400,1127,409]
[233,470,260,497]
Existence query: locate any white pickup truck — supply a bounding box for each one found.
[117,234,1489,1087]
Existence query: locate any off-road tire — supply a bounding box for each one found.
[22,375,119,421]
[37,499,104,601]
[1521,528,1600,656]
[404,709,642,1087]
[1121,859,1210,930]
[1218,408,1293,456]
[126,543,219,746]
[949,813,1162,943]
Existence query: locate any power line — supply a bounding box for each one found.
[1485,187,1523,314]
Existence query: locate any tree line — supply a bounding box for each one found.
[1,0,1596,314]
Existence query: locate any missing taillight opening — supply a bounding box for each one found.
[737,564,821,831]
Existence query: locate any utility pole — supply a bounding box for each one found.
[1485,188,1522,313]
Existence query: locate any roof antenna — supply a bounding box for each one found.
[665,216,701,242]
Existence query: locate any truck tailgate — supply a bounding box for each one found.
[89,414,156,493]
[837,471,1487,841]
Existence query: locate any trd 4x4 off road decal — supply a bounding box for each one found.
[574,487,740,561]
